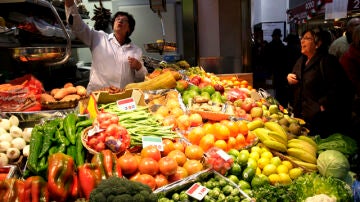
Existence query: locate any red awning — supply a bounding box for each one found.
[287,0,335,24]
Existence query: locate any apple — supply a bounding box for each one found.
[175,80,189,92]
[190,76,202,86]
[240,101,253,113]
[250,107,263,118]
[213,83,225,94]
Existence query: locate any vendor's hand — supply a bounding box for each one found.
[65,0,75,7]
[128,57,142,71]
[287,73,298,85]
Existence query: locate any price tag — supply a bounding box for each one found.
[185,183,209,201]
[142,136,163,151]
[116,97,137,111]
[216,149,232,161]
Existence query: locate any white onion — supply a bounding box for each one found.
[11,137,26,150]
[0,141,11,152]
[22,145,30,157]
[0,153,8,167]
[6,148,20,160]
[0,119,11,131]
[0,133,13,143]
[9,115,19,127]
[0,128,7,135]
[22,128,32,143]
[9,125,23,138]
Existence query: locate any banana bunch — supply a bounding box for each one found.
[252,121,288,153]
[285,136,318,171]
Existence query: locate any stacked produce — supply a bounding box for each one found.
[0,63,358,202]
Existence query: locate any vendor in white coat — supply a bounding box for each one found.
[65,0,148,94]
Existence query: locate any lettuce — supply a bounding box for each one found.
[317,150,350,181]
[316,133,358,156]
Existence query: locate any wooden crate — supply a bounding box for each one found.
[216,73,253,86]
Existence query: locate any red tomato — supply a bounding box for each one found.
[94,141,105,152]
[167,166,188,183]
[117,152,139,175]
[138,157,159,176]
[141,145,161,161]
[158,156,178,176]
[183,160,203,176]
[154,173,169,189]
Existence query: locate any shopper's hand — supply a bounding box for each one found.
[128,57,142,71]
[287,73,298,85]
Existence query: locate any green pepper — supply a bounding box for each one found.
[75,119,93,128]
[57,143,67,154]
[38,155,48,173]
[75,128,85,166]
[27,125,44,174]
[47,153,76,201]
[55,129,70,146]
[49,146,59,155]
[39,118,60,158]
[63,113,77,145]
[66,145,77,163]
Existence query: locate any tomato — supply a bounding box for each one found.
[199,134,215,152]
[105,124,119,136]
[187,127,205,145]
[158,156,178,176]
[141,145,161,161]
[183,160,203,176]
[185,145,204,160]
[94,141,105,152]
[135,174,156,190]
[154,173,169,189]
[117,152,139,175]
[173,141,185,153]
[168,166,188,183]
[138,157,159,176]
[162,139,175,156]
[95,112,119,129]
[167,150,187,166]
[213,123,230,140]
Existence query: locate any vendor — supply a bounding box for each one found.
[65,0,148,94]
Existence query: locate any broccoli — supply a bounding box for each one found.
[89,176,158,202]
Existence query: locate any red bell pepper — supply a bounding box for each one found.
[0,178,25,202]
[78,163,102,200]
[47,153,75,202]
[91,149,122,179]
[24,176,48,202]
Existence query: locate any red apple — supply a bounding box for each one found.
[213,84,225,94]
[190,76,202,86]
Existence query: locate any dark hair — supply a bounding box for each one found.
[111,11,136,37]
[301,29,332,51]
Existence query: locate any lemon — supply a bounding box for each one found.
[249,151,260,161]
[289,167,304,180]
[278,173,292,185]
[260,146,270,153]
[257,157,270,170]
[261,151,273,159]
[256,167,262,175]
[251,146,262,154]
[281,160,293,170]
[262,164,277,176]
[276,164,289,174]
[270,156,282,166]
[240,149,250,156]
[268,173,280,185]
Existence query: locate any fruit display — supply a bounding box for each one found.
[0,63,358,202]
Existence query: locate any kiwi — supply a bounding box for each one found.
[278,117,290,127]
[288,122,301,136]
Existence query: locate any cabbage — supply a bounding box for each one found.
[317,150,350,181]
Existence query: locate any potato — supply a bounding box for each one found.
[50,88,60,97]
[54,87,77,100]
[60,94,81,102]
[64,82,74,88]
[76,85,87,96]
[41,93,56,103]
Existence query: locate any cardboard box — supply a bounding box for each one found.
[92,89,146,106]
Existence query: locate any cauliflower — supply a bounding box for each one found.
[305,194,336,202]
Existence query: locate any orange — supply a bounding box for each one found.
[214,139,227,151]
[187,127,205,145]
[221,120,239,137]
[213,123,230,140]
[185,145,204,160]
[202,122,215,134]
[227,137,237,151]
[162,139,175,156]
[236,120,249,135]
[235,134,246,149]
[246,131,257,144]
[171,107,184,118]
[199,134,215,152]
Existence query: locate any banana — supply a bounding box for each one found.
[287,147,317,164]
[264,121,287,139]
[268,131,288,145]
[297,135,317,149]
[263,139,287,153]
[287,139,317,156]
[253,128,270,143]
[247,119,264,131]
[292,160,318,171]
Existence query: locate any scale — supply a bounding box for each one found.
[145,0,176,55]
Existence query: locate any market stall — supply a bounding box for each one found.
[0,61,358,201]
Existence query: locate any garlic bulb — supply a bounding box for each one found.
[9,125,23,138]
[6,147,20,160]
[9,115,19,127]
[0,141,11,152]
[22,128,32,143]
[0,118,11,131]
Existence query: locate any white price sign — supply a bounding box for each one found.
[142,136,164,151]
[216,149,232,161]
[117,97,137,111]
[185,183,209,201]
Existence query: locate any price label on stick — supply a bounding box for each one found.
[116,97,137,111]
[142,136,163,151]
[185,183,209,201]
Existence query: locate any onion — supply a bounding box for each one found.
[22,145,30,157]
[9,115,19,127]
[9,125,23,138]
[0,133,13,143]
[0,141,11,152]
[0,118,11,131]
[11,137,26,150]
[22,128,32,143]
[6,148,20,160]
[0,153,8,167]
[0,128,7,135]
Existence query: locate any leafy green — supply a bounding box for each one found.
[315,133,358,156]
[251,184,296,202]
[288,172,353,202]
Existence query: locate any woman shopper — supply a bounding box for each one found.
[65,0,148,94]
[287,30,354,138]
